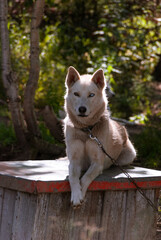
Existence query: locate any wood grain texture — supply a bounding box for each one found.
[12,192,37,240]
[0,189,17,240]
[0,188,4,222]
[100,191,127,240]
[31,194,50,240]
[0,189,158,240]
[0,161,159,240]
[124,189,156,240]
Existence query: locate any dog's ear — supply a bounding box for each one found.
[66,66,80,88]
[91,69,105,89]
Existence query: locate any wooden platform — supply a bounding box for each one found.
[0,158,160,240]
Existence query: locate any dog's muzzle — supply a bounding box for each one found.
[78,106,88,117]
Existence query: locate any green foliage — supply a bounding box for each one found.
[0,122,16,146]
[4,0,161,118]
[39,121,57,144]
[40,0,161,118]
[0,107,16,147]
[129,113,148,124]
[89,1,161,118]
[0,0,161,165]
[8,14,30,89]
[133,127,161,169]
[0,45,6,100]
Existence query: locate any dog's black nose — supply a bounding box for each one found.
[79,106,87,114]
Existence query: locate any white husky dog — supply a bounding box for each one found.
[64,66,136,207]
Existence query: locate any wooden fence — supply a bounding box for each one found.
[0,157,160,240]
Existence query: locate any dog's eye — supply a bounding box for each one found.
[88,93,95,98]
[74,92,80,97]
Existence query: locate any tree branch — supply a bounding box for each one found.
[0,0,27,146]
[111,117,144,135]
[24,0,45,137]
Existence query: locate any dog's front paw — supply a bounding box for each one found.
[71,189,84,208]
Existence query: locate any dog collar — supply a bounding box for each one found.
[81,124,96,133]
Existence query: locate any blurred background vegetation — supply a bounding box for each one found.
[0,0,161,168]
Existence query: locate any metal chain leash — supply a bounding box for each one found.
[87,128,159,213]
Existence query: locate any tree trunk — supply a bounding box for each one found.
[0,0,27,147]
[42,106,64,143]
[24,0,45,137]
[0,0,65,158]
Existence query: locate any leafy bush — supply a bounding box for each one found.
[39,121,57,144]
[0,0,161,165]
[0,122,16,146]
[5,0,160,118]
[133,127,161,169]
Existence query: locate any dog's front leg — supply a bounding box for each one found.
[67,140,85,207]
[80,162,103,199]
[80,140,105,199]
[69,162,83,207]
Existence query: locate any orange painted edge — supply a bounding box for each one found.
[35,179,161,193]
[0,175,161,194]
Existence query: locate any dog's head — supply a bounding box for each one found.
[64,66,108,126]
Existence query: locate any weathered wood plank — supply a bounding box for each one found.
[45,192,71,240]
[0,187,4,236]
[99,191,127,240]
[67,192,103,240]
[0,188,4,222]
[0,189,17,240]
[12,192,37,240]
[0,189,156,240]
[82,192,104,240]
[31,194,49,240]
[43,191,104,240]
[124,189,156,240]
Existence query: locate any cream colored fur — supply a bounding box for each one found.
[64,66,136,207]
